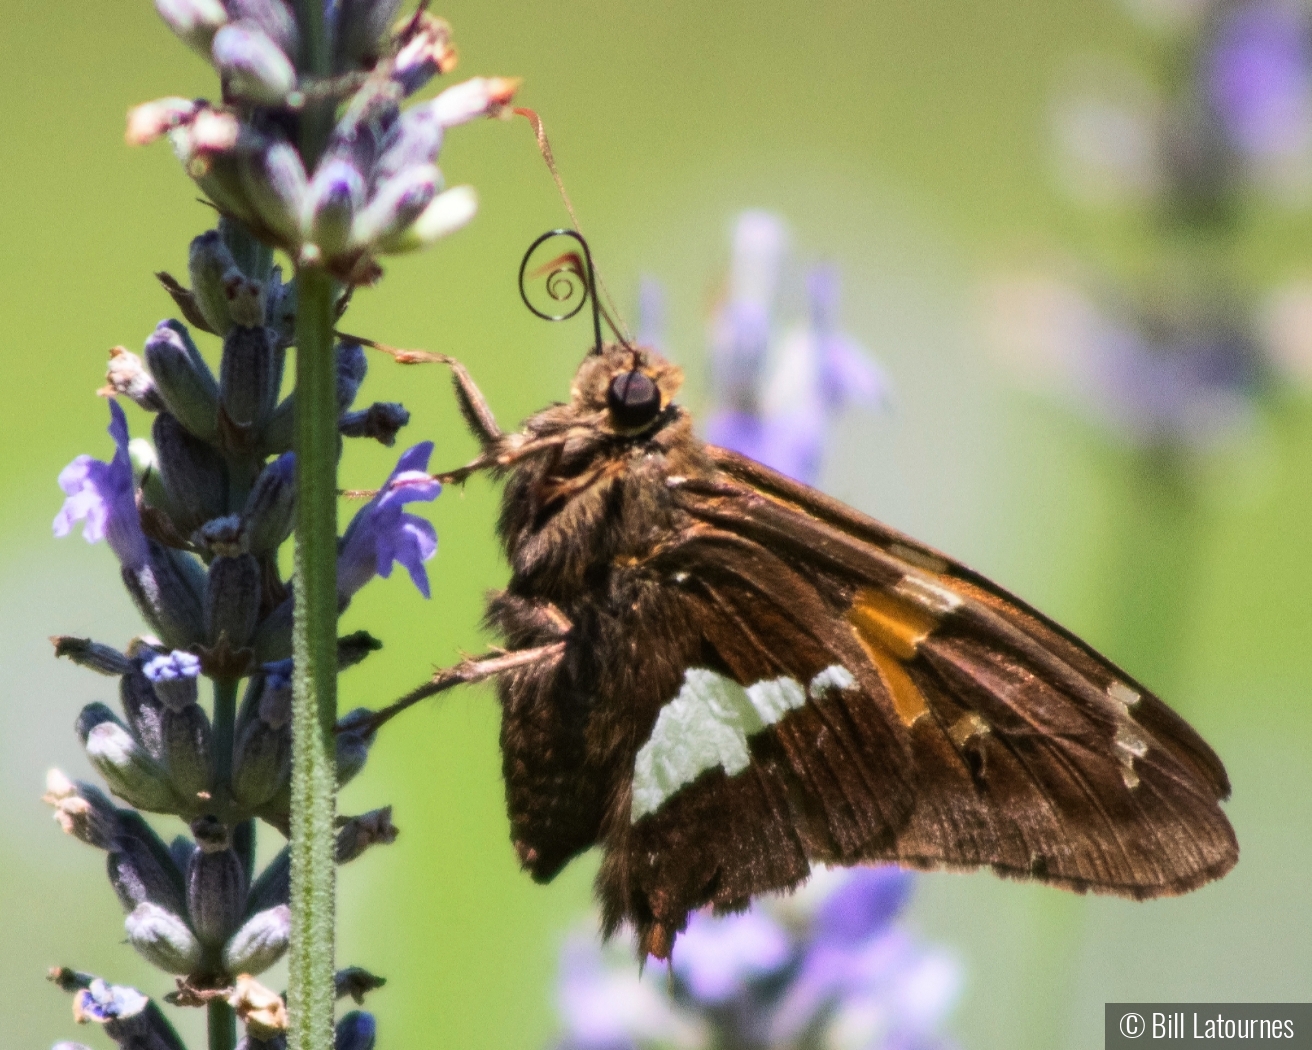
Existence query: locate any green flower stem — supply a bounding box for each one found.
[289,261,339,1050]
[289,6,339,1047]
[208,999,237,1050]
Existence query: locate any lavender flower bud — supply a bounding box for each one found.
[333,0,402,70]
[122,542,208,651]
[153,411,228,532]
[335,1012,376,1050]
[187,817,248,945]
[104,347,164,411]
[52,636,134,676]
[162,702,214,804]
[376,184,478,254]
[245,846,289,912]
[53,1042,94,1050]
[168,833,197,873]
[119,669,166,759]
[169,109,250,220]
[337,630,383,669]
[212,22,296,106]
[392,12,456,95]
[335,708,376,786]
[431,76,521,128]
[227,0,298,56]
[43,769,121,849]
[73,979,188,1050]
[351,164,438,248]
[190,230,267,334]
[155,0,228,57]
[86,721,179,813]
[305,157,368,256]
[220,325,281,432]
[239,139,308,246]
[338,402,410,445]
[336,807,398,864]
[223,904,291,975]
[232,678,291,807]
[205,553,261,649]
[75,702,123,741]
[337,341,368,411]
[335,968,387,1005]
[242,452,296,554]
[107,832,187,915]
[144,321,220,443]
[374,113,444,188]
[126,96,202,146]
[143,650,201,711]
[125,902,204,974]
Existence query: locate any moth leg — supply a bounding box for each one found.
[350,641,565,736]
[340,332,503,447]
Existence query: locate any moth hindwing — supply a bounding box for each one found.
[375,341,1237,961]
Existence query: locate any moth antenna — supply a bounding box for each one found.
[519,228,605,354]
[515,107,633,344]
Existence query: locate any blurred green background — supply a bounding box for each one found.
[2,1,1310,1048]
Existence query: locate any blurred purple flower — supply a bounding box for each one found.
[704,215,888,485]
[984,273,1265,448]
[551,867,959,1050]
[53,401,150,572]
[556,934,707,1050]
[813,866,915,947]
[759,266,891,482]
[337,441,440,600]
[1205,0,1312,164]
[672,909,791,1004]
[706,211,787,420]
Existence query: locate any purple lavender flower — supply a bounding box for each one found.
[1205,0,1312,165]
[53,401,150,572]
[551,867,959,1050]
[703,216,888,484]
[337,441,441,600]
[984,273,1262,448]
[758,266,890,483]
[555,935,707,1050]
[671,909,791,1004]
[704,212,787,457]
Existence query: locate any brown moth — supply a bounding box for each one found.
[362,229,1238,960]
[363,327,1238,961]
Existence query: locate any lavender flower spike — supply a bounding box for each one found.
[337,441,441,600]
[53,400,149,572]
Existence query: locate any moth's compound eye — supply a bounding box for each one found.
[607,370,661,430]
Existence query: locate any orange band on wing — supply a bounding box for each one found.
[848,587,940,726]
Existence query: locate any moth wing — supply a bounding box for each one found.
[598,527,921,958]
[661,447,1237,897]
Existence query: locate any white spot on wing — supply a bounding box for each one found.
[808,665,856,698]
[630,668,809,823]
[1107,681,1141,709]
[1114,721,1149,791]
[893,575,964,614]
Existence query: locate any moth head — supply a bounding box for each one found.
[571,343,685,436]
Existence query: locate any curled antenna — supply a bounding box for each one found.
[518,228,604,355]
